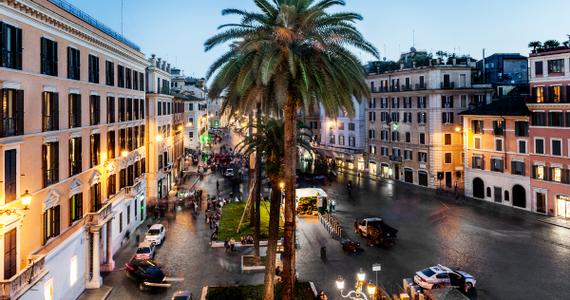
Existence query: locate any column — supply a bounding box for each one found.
[103,222,115,271]
[86,230,102,289]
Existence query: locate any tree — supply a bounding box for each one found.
[237,118,312,300]
[205,1,378,298]
[543,40,560,49]
[528,41,542,52]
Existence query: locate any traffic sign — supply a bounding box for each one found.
[372,263,381,272]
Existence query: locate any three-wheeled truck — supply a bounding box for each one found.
[354,217,398,247]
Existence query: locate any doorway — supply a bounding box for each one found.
[494,187,502,203]
[394,166,400,180]
[472,178,484,199]
[445,172,452,188]
[536,192,546,214]
[404,168,413,183]
[512,185,526,208]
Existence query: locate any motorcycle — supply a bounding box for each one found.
[341,239,363,254]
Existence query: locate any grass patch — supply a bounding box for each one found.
[206,282,314,300]
[217,201,283,241]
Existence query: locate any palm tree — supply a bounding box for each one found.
[237,118,312,300]
[543,40,561,49]
[528,41,542,52]
[205,1,378,298]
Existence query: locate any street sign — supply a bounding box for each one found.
[372,263,381,272]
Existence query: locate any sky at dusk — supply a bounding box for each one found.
[66,0,570,79]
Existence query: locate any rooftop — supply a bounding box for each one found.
[48,0,141,51]
[459,97,530,117]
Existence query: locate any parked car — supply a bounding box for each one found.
[354,217,398,247]
[125,258,170,291]
[172,290,193,300]
[413,264,476,293]
[135,241,156,260]
[224,168,235,177]
[145,224,166,245]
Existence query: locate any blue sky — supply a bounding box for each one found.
[66,0,570,78]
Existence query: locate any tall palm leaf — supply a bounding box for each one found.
[206,1,378,298]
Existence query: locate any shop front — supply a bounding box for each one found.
[380,163,391,179]
[369,162,377,177]
[556,194,570,219]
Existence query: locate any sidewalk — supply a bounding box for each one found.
[76,285,112,300]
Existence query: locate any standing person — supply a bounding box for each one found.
[216,180,220,192]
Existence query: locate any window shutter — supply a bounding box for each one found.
[54,142,59,182]
[15,90,23,134]
[52,41,58,76]
[42,144,47,186]
[67,47,72,78]
[15,27,22,69]
[53,93,59,130]
[40,37,47,74]
[0,89,4,135]
[0,22,4,66]
[531,87,537,101]
[54,206,60,236]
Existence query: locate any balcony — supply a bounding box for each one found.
[415,83,427,90]
[85,201,113,227]
[440,82,455,89]
[389,155,402,162]
[0,118,23,138]
[401,84,413,91]
[0,255,47,300]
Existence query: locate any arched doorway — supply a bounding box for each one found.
[473,178,484,199]
[512,185,526,208]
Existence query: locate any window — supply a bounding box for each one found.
[125,68,132,89]
[534,86,544,103]
[329,134,335,144]
[42,92,59,132]
[157,101,162,116]
[472,156,484,169]
[4,149,17,203]
[391,131,400,142]
[472,120,483,134]
[369,145,376,154]
[42,142,59,187]
[368,129,376,139]
[460,95,467,108]
[391,112,399,123]
[405,132,411,143]
[140,99,145,118]
[444,153,452,164]
[69,193,83,225]
[90,95,100,125]
[442,112,454,124]
[90,133,100,167]
[552,139,562,156]
[474,137,481,149]
[442,96,453,108]
[403,112,412,123]
[127,205,131,225]
[549,86,562,102]
[133,71,139,90]
[380,98,388,108]
[567,112,570,128]
[495,139,503,151]
[515,121,528,136]
[139,74,145,92]
[404,150,413,160]
[551,167,563,182]
[493,120,505,135]
[511,161,525,176]
[0,22,22,69]
[348,123,355,131]
[43,205,60,244]
[518,140,527,154]
[68,93,81,128]
[40,37,58,76]
[491,158,503,172]
[419,133,425,145]
[67,47,80,80]
[548,112,564,127]
[548,59,564,74]
[105,61,114,86]
[4,228,17,279]
[417,96,427,108]
[127,164,134,186]
[107,174,116,198]
[417,112,427,124]
[419,76,425,88]
[134,99,140,120]
[88,55,99,83]
[531,112,546,126]
[0,89,24,137]
[535,138,544,154]
[418,152,427,163]
[534,165,545,180]
[90,182,102,212]
[391,97,399,108]
[348,136,355,147]
[338,135,345,145]
[118,98,125,122]
[368,111,376,122]
[107,131,116,159]
[119,212,123,233]
[107,97,115,123]
[117,65,125,88]
[119,168,126,189]
[126,98,133,121]
[444,134,451,145]
[69,137,82,176]
[126,127,133,151]
[535,61,543,76]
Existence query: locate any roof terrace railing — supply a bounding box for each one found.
[48,0,141,51]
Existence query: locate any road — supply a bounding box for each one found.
[296,172,570,300]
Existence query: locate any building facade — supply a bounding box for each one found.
[316,99,366,173]
[461,98,531,210]
[528,48,570,218]
[0,0,147,299]
[365,64,493,190]
[477,53,529,97]
[145,56,175,201]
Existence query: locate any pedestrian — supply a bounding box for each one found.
[317,290,328,300]
[230,238,236,252]
[224,238,230,252]
[216,180,220,191]
[320,246,327,262]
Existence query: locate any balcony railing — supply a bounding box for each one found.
[43,168,59,188]
[415,83,427,90]
[42,116,58,132]
[0,255,47,300]
[440,82,455,89]
[390,155,402,162]
[85,201,113,226]
[401,84,413,91]
[0,118,23,138]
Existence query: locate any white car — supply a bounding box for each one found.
[145,224,166,245]
[413,264,476,293]
[225,168,235,177]
[134,241,156,260]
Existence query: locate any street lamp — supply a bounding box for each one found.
[156,134,164,142]
[121,150,129,158]
[336,269,378,300]
[0,190,32,215]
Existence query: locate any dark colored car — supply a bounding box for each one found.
[125,258,170,291]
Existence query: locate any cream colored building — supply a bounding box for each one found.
[0,0,147,299]
[366,63,493,190]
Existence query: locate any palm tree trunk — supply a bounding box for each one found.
[248,112,256,229]
[262,179,281,300]
[253,104,262,258]
[282,102,297,300]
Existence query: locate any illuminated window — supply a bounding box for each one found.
[536,87,544,103]
[553,167,562,182]
[552,86,561,102]
[535,165,545,180]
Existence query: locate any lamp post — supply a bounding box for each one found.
[0,190,32,215]
[336,269,377,300]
